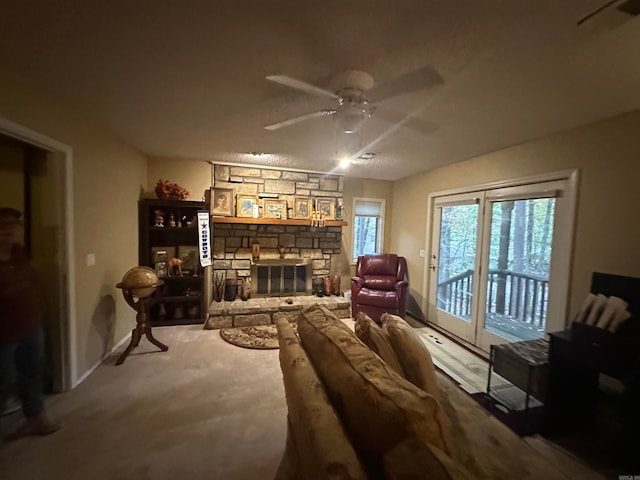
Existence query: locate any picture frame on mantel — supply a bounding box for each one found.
[264,199,287,219]
[316,199,336,220]
[237,195,259,217]
[210,187,234,216]
[293,197,312,219]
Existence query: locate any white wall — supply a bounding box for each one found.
[0,65,148,382]
[391,111,640,324]
[146,156,211,202]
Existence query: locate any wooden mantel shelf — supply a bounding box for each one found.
[211,216,347,227]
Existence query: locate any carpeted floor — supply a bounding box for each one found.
[0,319,611,479]
[0,325,287,480]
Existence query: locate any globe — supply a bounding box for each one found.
[117,266,164,298]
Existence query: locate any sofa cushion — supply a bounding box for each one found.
[298,304,454,478]
[273,416,302,480]
[354,312,404,376]
[275,317,368,480]
[381,313,469,467]
[382,437,472,480]
[381,313,441,400]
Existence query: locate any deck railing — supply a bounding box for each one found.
[437,269,549,327]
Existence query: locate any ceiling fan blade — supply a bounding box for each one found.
[264,110,336,131]
[368,65,444,103]
[266,75,340,100]
[375,107,439,136]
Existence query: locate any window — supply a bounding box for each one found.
[352,197,385,263]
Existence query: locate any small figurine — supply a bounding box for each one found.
[168,213,176,227]
[154,209,164,227]
[167,257,183,276]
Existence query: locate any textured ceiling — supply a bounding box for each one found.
[1,1,639,180]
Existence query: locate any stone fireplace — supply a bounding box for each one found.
[211,165,344,287]
[205,164,351,330]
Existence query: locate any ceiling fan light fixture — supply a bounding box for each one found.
[336,99,370,133]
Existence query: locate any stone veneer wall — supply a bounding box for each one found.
[212,165,344,280]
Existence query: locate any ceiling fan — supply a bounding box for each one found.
[264,66,443,134]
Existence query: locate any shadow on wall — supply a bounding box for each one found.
[90,293,116,360]
[406,290,426,325]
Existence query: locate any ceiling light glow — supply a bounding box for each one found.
[339,157,351,169]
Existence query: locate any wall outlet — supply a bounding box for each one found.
[419,249,425,257]
[86,253,96,267]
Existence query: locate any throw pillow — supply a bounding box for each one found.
[298,304,454,478]
[381,313,468,466]
[584,293,608,325]
[275,318,368,480]
[380,313,441,400]
[574,292,596,323]
[354,311,405,376]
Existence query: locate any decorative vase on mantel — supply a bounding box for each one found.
[252,242,261,262]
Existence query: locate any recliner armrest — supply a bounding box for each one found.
[352,276,365,295]
[395,280,409,295]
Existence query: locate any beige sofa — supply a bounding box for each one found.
[273,304,577,480]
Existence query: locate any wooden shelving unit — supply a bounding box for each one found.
[138,198,206,325]
[211,216,348,227]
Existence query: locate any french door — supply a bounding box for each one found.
[427,178,574,352]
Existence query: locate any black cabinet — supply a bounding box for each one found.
[138,198,206,325]
[543,272,640,471]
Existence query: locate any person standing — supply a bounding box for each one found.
[0,207,60,440]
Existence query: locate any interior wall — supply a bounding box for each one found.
[342,177,394,287]
[0,142,25,243]
[391,110,640,324]
[146,156,211,202]
[0,65,148,383]
[142,164,396,296]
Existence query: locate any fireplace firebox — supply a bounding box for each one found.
[250,258,313,297]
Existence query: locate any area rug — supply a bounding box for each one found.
[219,323,297,350]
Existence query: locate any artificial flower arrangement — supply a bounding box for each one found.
[155,179,189,200]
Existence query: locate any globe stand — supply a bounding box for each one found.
[115,281,168,366]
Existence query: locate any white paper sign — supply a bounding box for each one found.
[197,210,212,267]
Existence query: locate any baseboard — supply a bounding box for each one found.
[73,333,130,387]
[423,321,490,362]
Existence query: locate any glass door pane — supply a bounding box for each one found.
[436,203,479,323]
[484,198,555,342]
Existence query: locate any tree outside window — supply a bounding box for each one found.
[352,198,385,262]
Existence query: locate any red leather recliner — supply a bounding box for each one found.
[351,254,409,324]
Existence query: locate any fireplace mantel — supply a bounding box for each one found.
[211,216,347,227]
